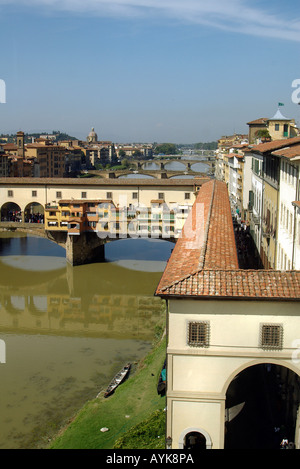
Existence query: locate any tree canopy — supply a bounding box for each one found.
[153,143,178,155]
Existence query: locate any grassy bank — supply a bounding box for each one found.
[50,335,166,449]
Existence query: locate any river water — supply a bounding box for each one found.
[0,232,173,449]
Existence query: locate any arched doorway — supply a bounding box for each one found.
[225,363,300,449]
[179,428,212,449]
[24,202,44,224]
[1,202,22,222]
[184,432,207,450]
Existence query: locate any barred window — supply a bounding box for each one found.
[188,321,210,348]
[260,324,283,350]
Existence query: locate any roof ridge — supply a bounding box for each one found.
[198,179,216,270]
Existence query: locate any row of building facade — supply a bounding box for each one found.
[0,128,154,178]
[215,108,300,270]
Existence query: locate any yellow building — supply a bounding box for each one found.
[45,199,117,235]
[25,140,66,177]
[247,109,299,144]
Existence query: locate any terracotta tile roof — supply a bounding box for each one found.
[156,180,239,293]
[272,144,300,159]
[157,269,300,300]
[247,118,268,125]
[251,137,300,154]
[0,177,210,187]
[156,179,300,300]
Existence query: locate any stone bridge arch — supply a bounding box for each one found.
[24,202,44,223]
[0,202,22,222]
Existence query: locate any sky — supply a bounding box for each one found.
[0,0,300,143]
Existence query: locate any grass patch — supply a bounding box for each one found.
[50,336,166,449]
[114,410,165,449]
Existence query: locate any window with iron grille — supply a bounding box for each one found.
[188,321,210,348]
[260,324,283,350]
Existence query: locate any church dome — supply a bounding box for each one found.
[87,127,98,142]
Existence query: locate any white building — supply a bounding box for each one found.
[156,179,300,449]
[249,151,264,251]
[273,144,300,270]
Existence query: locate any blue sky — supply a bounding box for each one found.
[0,0,299,143]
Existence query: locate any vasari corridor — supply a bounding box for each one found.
[1,0,300,452]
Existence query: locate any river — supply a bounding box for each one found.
[0,232,173,449]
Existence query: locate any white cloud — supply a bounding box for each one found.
[1,0,300,41]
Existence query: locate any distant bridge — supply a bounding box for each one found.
[88,158,214,180]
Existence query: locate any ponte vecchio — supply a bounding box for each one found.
[0,176,210,265]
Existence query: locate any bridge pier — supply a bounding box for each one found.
[65,232,106,266]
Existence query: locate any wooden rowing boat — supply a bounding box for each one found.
[104,363,131,398]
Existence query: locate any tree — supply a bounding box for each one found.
[255,130,271,141]
[154,143,178,155]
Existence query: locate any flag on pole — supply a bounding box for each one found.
[278,102,284,106]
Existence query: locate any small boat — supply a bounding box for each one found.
[104,363,131,398]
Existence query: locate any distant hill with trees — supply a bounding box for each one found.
[0,130,77,144]
[153,141,218,155]
[193,142,218,150]
[153,143,178,155]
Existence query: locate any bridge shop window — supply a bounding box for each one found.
[158,192,165,200]
[56,191,62,199]
[185,193,191,200]
[260,323,283,350]
[32,191,37,197]
[187,321,210,348]
[132,192,138,199]
[81,192,87,199]
[106,192,112,199]
[7,190,13,197]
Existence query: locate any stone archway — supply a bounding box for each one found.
[178,427,212,450]
[224,363,300,449]
[0,202,22,222]
[24,202,44,224]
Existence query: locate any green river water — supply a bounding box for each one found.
[0,232,172,448]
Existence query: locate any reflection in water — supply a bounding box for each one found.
[142,162,159,170]
[0,234,172,448]
[190,162,209,173]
